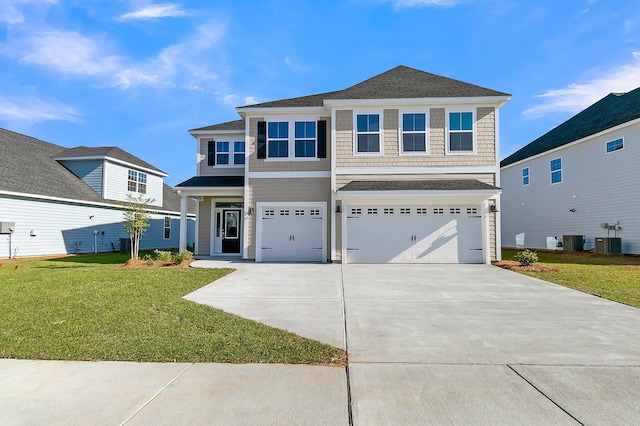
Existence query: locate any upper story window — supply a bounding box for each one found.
[207,140,244,167]
[267,122,289,158]
[295,121,316,158]
[522,167,530,186]
[448,111,474,153]
[550,158,562,184]
[127,170,147,194]
[356,114,381,154]
[401,112,427,154]
[606,138,623,153]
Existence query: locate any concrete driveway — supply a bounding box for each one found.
[186,261,640,425]
[3,261,640,424]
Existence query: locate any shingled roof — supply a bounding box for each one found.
[501,87,640,168]
[0,128,192,213]
[238,66,509,111]
[55,146,166,175]
[189,119,246,132]
[338,179,500,192]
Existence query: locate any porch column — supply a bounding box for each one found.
[179,191,187,252]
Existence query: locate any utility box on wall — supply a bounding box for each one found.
[0,222,16,234]
[595,237,622,255]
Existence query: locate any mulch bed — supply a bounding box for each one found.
[118,259,196,269]
[493,260,558,273]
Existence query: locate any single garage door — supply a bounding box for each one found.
[259,205,325,262]
[345,205,483,264]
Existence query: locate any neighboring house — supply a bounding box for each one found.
[0,128,196,258]
[500,87,640,254]
[175,65,510,264]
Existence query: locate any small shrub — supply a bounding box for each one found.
[173,250,193,265]
[154,249,173,262]
[143,254,154,266]
[514,249,538,266]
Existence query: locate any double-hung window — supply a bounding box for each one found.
[295,121,316,158]
[163,217,171,239]
[233,141,245,164]
[522,167,530,186]
[401,113,427,153]
[356,114,381,154]
[606,138,623,153]
[448,111,474,153]
[267,122,289,158]
[207,140,244,166]
[550,158,562,184]
[127,170,147,194]
[216,141,230,165]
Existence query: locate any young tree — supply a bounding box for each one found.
[119,194,155,260]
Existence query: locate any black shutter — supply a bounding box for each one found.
[317,120,327,158]
[207,140,216,166]
[257,121,267,159]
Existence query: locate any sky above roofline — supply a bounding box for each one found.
[1,0,639,185]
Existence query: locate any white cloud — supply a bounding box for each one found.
[390,0,460,9]
[244,96,257,105]
[118,3,190,21]
[284,56,309,72]
[2,29,120,76]
[0,0,58,25]
[0,96,79,123]
[524,52,640,118]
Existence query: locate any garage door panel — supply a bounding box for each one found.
[260,206,325,262]
[345,205,483,264]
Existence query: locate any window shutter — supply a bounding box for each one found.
[207,140,216,166]
[317,120,327,159]
[257,121,267,159]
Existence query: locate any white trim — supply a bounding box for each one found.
[605,137,625,154]
[163,216,171,240]
[255,201,327,263]
[398,109,429,156]
[102,159,108,197]
[210,204,216,256]
[54,156,168,177]
[331,108,338,261]
[335,166,498,175]
[501,117,640,171]
[337,190,500,203]
[194,199,200,255]
[494,195,501,261]
[211,140,246,168]
[445,108,477,156]
[0,189,194,216]
[481,200,491,264]
[247,171,331,179]
[550,156,563,185]
[237,106,326,116]
[324,96,510,108]
[353,110,384,156]
[189,129,245,136]
[243,121,251,260]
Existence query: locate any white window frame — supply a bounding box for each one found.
[353,110,384,156]
[550,157,562,185]
[264,117,320,162]
[605,137,624,154]
[127,169,147,194]
[398,110,429,156]
[445,108,476,155]
[211,140,245,168]
[163,216,171,240]
[522,167,530,186]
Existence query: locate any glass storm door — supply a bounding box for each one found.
[222,210,241,253]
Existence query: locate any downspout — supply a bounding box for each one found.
[178,190,187,252]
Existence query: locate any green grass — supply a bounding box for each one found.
[502,249,640,308]
[0,254,345,365]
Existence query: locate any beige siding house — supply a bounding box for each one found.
[176,66,510,264]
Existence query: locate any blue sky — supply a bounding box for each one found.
[1,0,639,186]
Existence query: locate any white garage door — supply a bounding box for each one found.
[259,205,325,262]
[345,205,483,264]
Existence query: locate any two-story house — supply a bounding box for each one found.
[501,87,640,254]
[175,66,510,264]
[0,128,196,258]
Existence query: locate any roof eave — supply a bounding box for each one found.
[188,129,246,136]
[324,95,511,107]
[236,106,327,116]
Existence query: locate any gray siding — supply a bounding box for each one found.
[501,122,640,254]
[59,160,104,196]
[0,195,194,258]
[103,161,164,208]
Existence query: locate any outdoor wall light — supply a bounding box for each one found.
[248,206,255,215]
[336,205,342,213]
[569,208,576,213]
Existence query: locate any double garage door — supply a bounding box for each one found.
[345,205,484,264]
[259,205,325,262]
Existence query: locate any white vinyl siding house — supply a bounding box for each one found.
[501,88,640,254]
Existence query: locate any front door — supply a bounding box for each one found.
[221,210,241,254]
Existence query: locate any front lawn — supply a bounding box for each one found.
[0,254,345,365]
[501,249,640,308]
